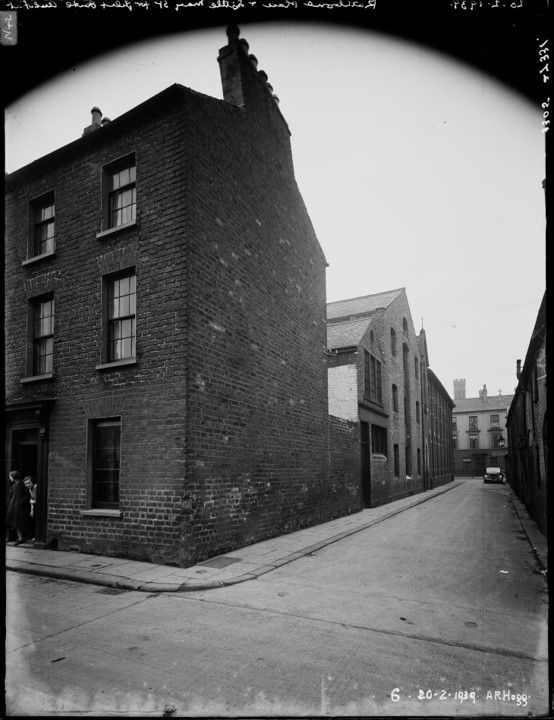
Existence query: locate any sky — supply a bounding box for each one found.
[5,22,546,400]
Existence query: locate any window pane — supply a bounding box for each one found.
[107,274,136,361]
[119,295,129,316]
[109,297,119,320]
[92,423,120,507]
[122,338,132,358]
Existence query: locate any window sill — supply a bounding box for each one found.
[20,373,54,384]
[22,250,56,267]
[96,221,138,240]
[95,358,136,371]
[80,509,122,518]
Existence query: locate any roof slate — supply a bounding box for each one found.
[327,316,373,349]
[453,394,514,413]
[327,288,404,320]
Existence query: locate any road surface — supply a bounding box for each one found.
[6,478,548,715]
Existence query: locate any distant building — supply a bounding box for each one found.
[451,380,513,476]
[4,26,360,566]
[327,288,453,507]
[506,293,547,535]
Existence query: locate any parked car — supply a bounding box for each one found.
[483,467,504,484]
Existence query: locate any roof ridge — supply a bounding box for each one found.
[327,287,405,306]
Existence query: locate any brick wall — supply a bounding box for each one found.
[376,293,425,499]
[6,92,191,564]
[6,62,350,565]
[506,330,547,535]
[328,415,362,514]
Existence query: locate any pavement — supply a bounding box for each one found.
[508,485,548,574]
[5,476,546,593]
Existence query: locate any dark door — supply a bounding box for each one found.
[361,421,371,507]
[11,428,47,542]
[11,429,39,479]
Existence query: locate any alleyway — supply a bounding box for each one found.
[6,479,548,716]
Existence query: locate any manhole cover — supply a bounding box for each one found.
[198,556,242,569]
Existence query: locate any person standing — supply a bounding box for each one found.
[6,471,31,545]
[24,476,37,541]
[6,470,20,542]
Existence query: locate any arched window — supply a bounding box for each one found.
[414,357,419,380]
[390,328,397,356]
[402,317,408,335]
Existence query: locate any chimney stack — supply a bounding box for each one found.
[82,106,104,137]
[516,359,522,379]
[218,24,284,116]
[479,384,488,402]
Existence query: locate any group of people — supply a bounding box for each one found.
[6,470,37,545]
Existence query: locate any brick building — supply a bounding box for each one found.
[451,380,513,476]
[506,293,547,535]
[4,26,361,566]
[326,288,453,506]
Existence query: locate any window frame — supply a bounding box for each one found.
[99,268,137,367]
[26,293,55,379]
[28,191,55,260]
[371,424,388,456]
[100,153,137,236]
[469,416,478,429]
[392,384,398,412]
[88,418,121,510]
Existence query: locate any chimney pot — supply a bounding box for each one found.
[267,83,274,93]
[239,38,249,54]
[258,70,268,83]
[516,359,522,379]
[101,117,111,125]
[272,95,280,104]
[226,24,240,42]
[91,106,102,125]
[248,54,258,68]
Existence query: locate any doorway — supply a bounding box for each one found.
[11,428,39,480]
[10,427,47,542]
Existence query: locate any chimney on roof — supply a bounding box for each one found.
[82,106,104,137]
[217,25,292,172]
[453,378,466,401]
[218,25,281,109]
[516,359,522,379]
[479,384,488,402]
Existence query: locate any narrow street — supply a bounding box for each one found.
[6,478,548,716]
